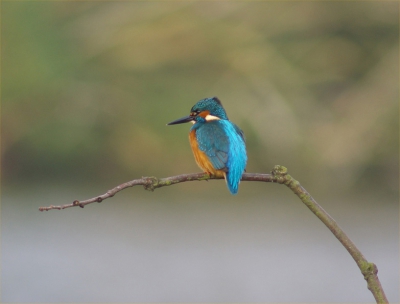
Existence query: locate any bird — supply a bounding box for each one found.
[167,96,247,194]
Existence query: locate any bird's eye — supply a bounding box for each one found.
[190,111,199,116]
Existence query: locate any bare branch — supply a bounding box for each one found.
[38,172,274,211]
[269,166,388,304]
[38,165,388,304]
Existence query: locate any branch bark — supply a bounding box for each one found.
[38,165,388,303]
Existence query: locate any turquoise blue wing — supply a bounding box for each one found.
[195,121,229,170]
[195,120,247,194]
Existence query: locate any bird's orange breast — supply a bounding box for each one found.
[189,130,226,178]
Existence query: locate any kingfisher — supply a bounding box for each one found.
[167,97,247,194]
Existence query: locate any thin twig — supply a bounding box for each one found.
[38,165,388,303]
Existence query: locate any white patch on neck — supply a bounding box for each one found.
[205,114,220,121]
[190,121,196,124]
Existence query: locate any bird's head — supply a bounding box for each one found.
[167,97,228,126]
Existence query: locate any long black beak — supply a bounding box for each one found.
[167,115,194,125]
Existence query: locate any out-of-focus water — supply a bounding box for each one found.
[1,182,399,302]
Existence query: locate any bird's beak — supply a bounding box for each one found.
[167,115,194,125]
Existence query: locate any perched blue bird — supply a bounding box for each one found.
[167,97,247,194]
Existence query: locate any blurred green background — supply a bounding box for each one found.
[3,1,398,192]
[2,1,399,302]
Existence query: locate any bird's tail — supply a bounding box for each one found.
[223,172,240,195]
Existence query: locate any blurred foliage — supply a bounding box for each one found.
[2,2,398,194]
